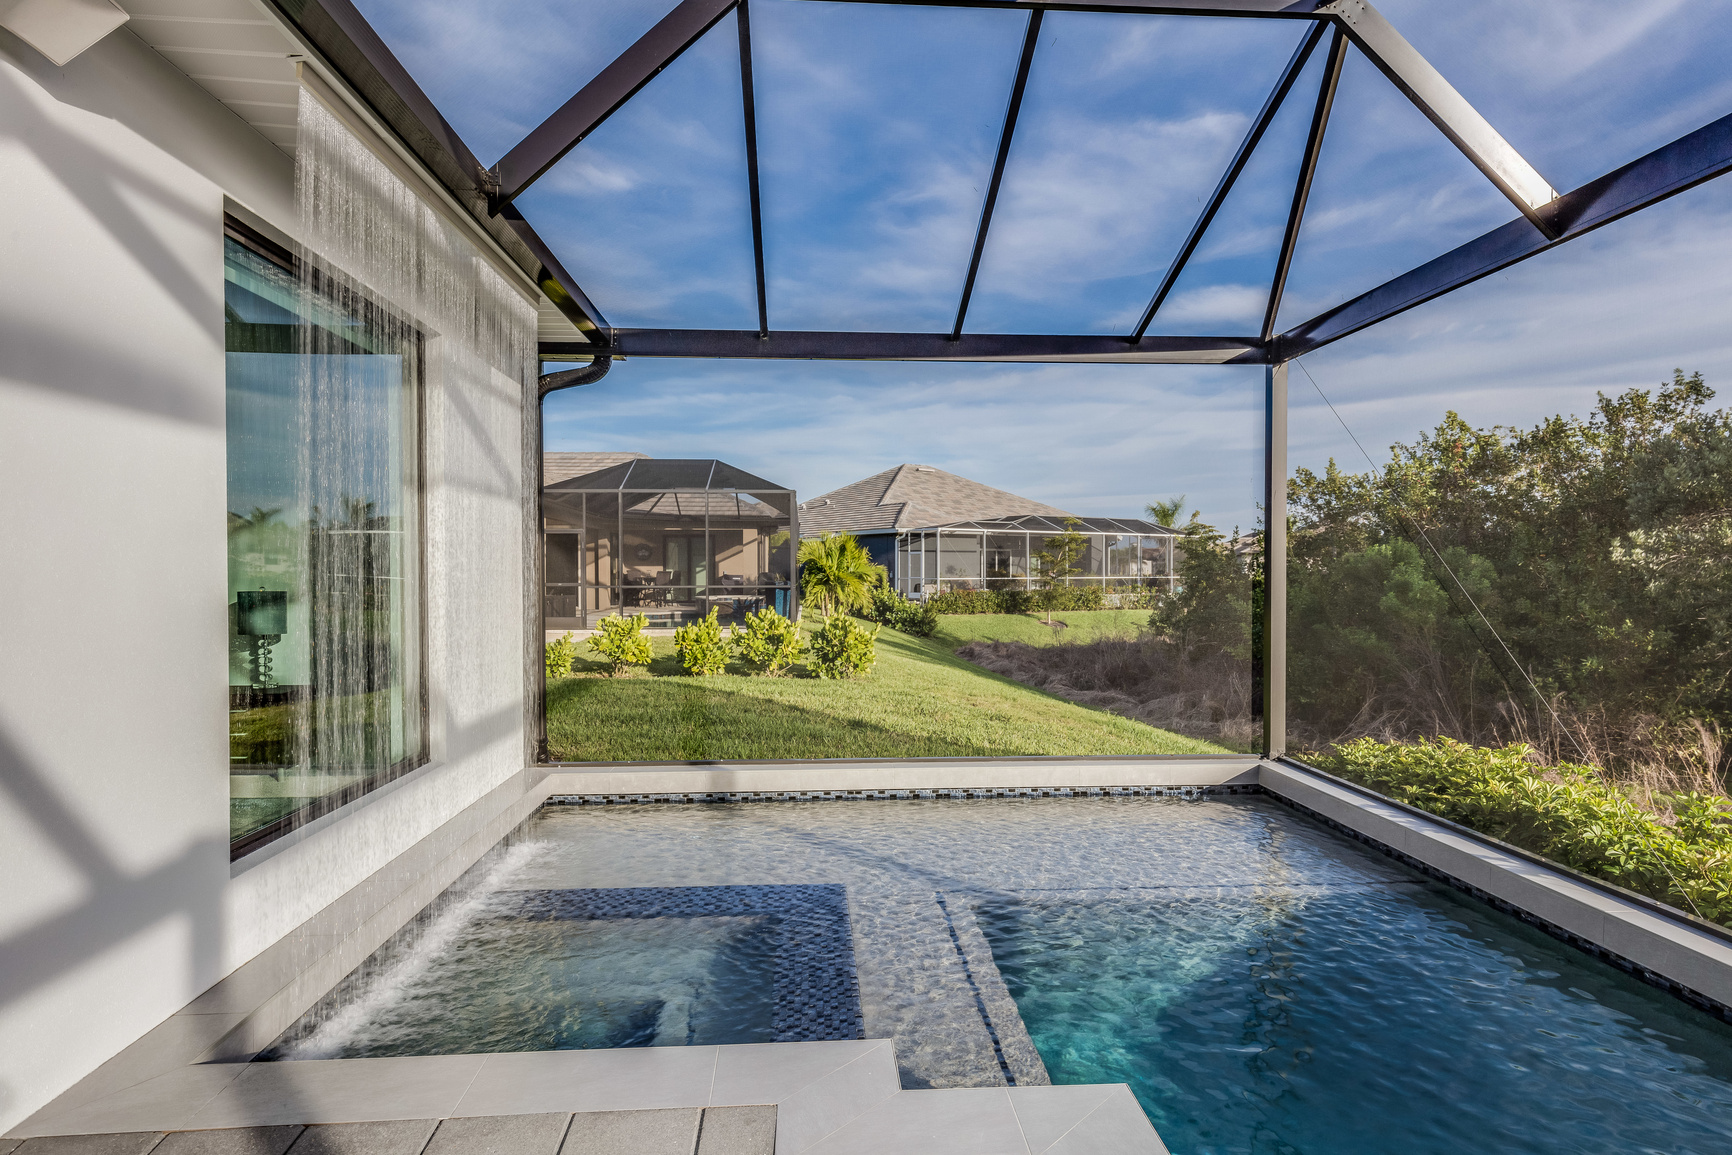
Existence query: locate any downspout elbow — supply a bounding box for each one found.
[538,355,612,397]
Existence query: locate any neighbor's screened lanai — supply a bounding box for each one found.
[542,458,797,630]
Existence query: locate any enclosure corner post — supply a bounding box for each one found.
[1263,360,1289,760]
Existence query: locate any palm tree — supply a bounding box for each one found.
[1146,496,1187,527]
[797,533,885,618]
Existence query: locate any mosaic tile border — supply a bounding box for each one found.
[545,784,1262,806]
[504,884,864,1043]
[1261,788,1732,1025]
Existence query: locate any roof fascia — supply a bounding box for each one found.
[260,0,607,339]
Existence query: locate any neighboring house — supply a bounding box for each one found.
[543,451,648,485]
[800,465,1178,598]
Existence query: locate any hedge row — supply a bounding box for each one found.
[1314,736,1732,927]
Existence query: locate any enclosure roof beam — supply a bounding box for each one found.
[1317,0,1560,231]
[953,7,1044,339]
[1263,26,1347,341]
[795,1,1331,17]
[738,0,770,338]
[490,0,739,209]
[1273,109,1732,359]
[543,329,1263,363]
[811,1,1558,226]
[1133,21,1327,340]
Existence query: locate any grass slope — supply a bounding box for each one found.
[932,609,1151,649]
[546,622,1226,762]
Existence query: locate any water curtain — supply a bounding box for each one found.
[292,87,537,775]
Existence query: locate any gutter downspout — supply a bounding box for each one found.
[530,355,613,761]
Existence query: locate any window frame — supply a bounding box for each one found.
[225,213,431,861]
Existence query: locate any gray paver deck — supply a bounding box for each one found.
[422,1113,568,1155]
[284,1121,438,1155]
[154,1127,303,1155]
[559,1109,700,1155]
[695,1106,778,1155]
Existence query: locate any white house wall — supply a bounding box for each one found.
[0,26,530,1133]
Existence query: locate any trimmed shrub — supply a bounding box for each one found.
[545,631,578,679]
[896,600,941,638]
[809,613,879,679]
[863,585,940,637]
[1316,736,1732,926]
[585,614,653,677]
[730,607,805,676]
[674,608,729,676]
[926,585,1105,615]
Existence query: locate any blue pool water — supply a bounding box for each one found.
[980,884,1732,1154]
[274,796,1732,1153]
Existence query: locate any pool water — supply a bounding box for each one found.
[272,796,1732,1153]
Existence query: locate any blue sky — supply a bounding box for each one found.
[356,0,1732,529]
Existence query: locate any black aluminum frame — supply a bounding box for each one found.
[269,0,1732,366]
[487,0,1732,365]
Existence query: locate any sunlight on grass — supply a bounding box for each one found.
[931,609,1151,649]
[545,618,1227,762]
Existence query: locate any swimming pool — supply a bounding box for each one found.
[270,796,1732,1153]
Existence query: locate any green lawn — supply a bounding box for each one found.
[545,619,1225,762]
[932,609,1151,649]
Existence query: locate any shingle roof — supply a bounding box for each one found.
[545,458,788,493]
[798,465,1073,536]
[543,451,647,485]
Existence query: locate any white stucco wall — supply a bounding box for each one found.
[0,27,530,1133]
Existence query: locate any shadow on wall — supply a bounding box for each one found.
[0,31,248,427]
[0,724,228,1125]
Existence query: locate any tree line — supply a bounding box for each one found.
[1159,371,1732,786]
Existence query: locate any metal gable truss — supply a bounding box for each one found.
[272,0,1732,366]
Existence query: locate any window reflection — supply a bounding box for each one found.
[225,222,425,857]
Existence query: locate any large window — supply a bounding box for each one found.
[225,220,425,857]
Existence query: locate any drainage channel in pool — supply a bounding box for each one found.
[264,796,1732,1154]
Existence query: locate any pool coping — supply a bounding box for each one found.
[536,756,1260,798]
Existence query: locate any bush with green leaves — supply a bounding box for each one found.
[926,585,1104,615]
[585,614,653,677]
[894,600,941,638]
[545,631,578,679]
[674,607,730,676]
[808,613,879,679]
[1315,736,1732,925]
[863,584,939,637]
[1108,588,1165,611]
[730,607,805,675]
